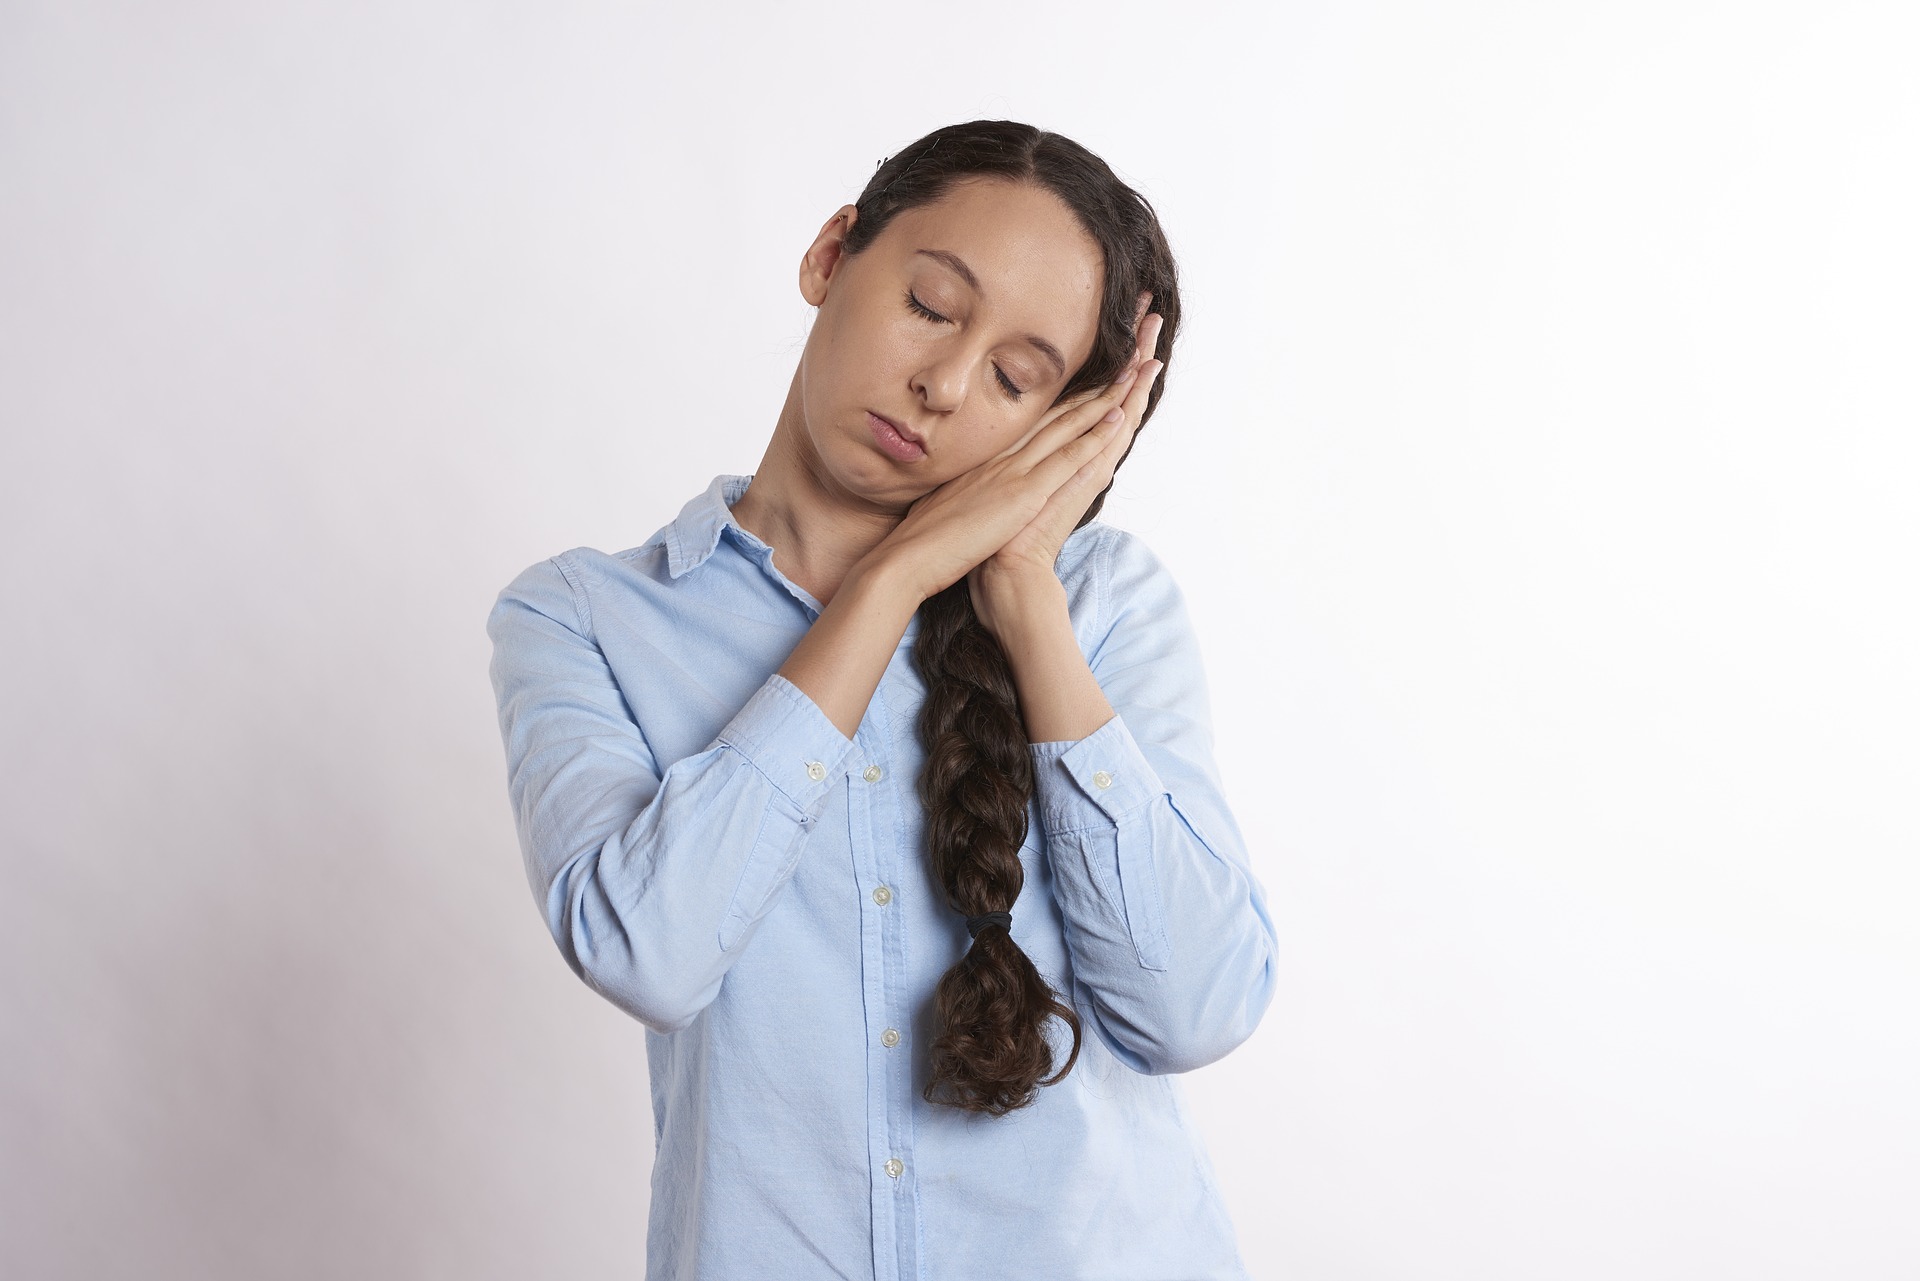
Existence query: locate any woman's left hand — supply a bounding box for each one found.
[967,304,1164,631]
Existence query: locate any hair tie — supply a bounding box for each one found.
[965,909,1012,939]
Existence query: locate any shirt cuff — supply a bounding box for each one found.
[1028,712,1167,834]
[715,673,860,815]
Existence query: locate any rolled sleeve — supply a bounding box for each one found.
[708,673,860,954]
[717,672,860,818]
[1030,712,1166,832]
[487,555,859,1029]
[1018,525,1278,1074]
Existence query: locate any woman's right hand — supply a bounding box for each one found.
[864,360,1150,603]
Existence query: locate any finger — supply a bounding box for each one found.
[1064,313,1161,442]
[1040,309,1160,429]
[987,383,1097,462]
[992,359,1129,455]
[1031,355,1163,514]
[1107,312,1159,395]
[1001,307,1163,468]
[1089,357,1159,475]
[1136,311,1164,362]
[1118,358,1164,434]
[1115,362,1158,443]
[1027,399,1134,494]
[1095,362,1155,468]
[1030,433,1122,532]
[1064,392,1143,502]
[1008,363,1141,468]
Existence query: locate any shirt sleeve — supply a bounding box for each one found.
[486,553,858,1034]
[1026,527,1279,1075]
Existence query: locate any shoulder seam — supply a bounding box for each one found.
[1093,523,1121,650]
[550,551,595,639]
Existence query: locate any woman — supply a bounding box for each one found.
[488,120,1277,1280]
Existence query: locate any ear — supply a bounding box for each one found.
[798,204,860,307]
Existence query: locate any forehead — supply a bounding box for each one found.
[878,177,1104,366]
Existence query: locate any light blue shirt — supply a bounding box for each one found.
[486,473,1278,1281]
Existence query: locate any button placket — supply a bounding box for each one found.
[846,705,912,1225]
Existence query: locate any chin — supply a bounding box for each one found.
[815,446,923,510]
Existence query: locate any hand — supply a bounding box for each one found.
[967,303,1164,632]
[865,302,1166,605]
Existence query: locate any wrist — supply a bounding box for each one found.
[972,555,1062,606]
[844,549,931,617]
[973,566,1068,650]
[986,580,1109,743]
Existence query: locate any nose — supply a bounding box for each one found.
[910,347,971,414]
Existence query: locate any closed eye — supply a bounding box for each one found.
[904,289,948,324]
[904,290,1026,401]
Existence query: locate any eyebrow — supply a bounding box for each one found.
[914,248,1068,380]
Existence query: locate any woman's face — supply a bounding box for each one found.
[794,176,1105,507]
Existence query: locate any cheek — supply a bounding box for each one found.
[808,304,913,393]
[949,420,1031,477]
[800,314,866,407]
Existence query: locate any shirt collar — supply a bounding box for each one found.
[665,473,760,579]
[662,471,922,639]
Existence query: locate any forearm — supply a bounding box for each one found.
[983,533,1279,1074]
[777,556,925,739]
[986,573,1116,744]
[489,554,861,1033]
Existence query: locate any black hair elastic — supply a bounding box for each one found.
[965,910,1012,939]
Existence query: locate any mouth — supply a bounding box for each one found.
[867,411,928,462]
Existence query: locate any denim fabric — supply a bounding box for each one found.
[487,473,1276,1280]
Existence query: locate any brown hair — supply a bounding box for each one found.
[842,120,1182,1115]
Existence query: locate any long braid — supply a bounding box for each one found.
[913,581,1081,1115]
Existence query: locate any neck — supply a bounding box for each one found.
[729,368,912,606]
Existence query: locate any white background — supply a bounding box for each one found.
[3,2,1915,1277]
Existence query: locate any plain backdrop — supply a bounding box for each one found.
[3,2,1916,1278]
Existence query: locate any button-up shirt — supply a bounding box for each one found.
[486,473,1278,1280]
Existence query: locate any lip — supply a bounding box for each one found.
[867,411,928,462]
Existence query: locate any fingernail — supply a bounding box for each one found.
[1103,407,1123,422]
[1111,366,1137,387]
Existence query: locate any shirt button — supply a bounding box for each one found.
[805,761,827,781]
[863,764,883,783]
[871,885,893,906]
[881,1028,900,1047]
[1092,770,1113,789]
[884,1158,904,1178]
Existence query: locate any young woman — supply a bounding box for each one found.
[488,120,1277,1280]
